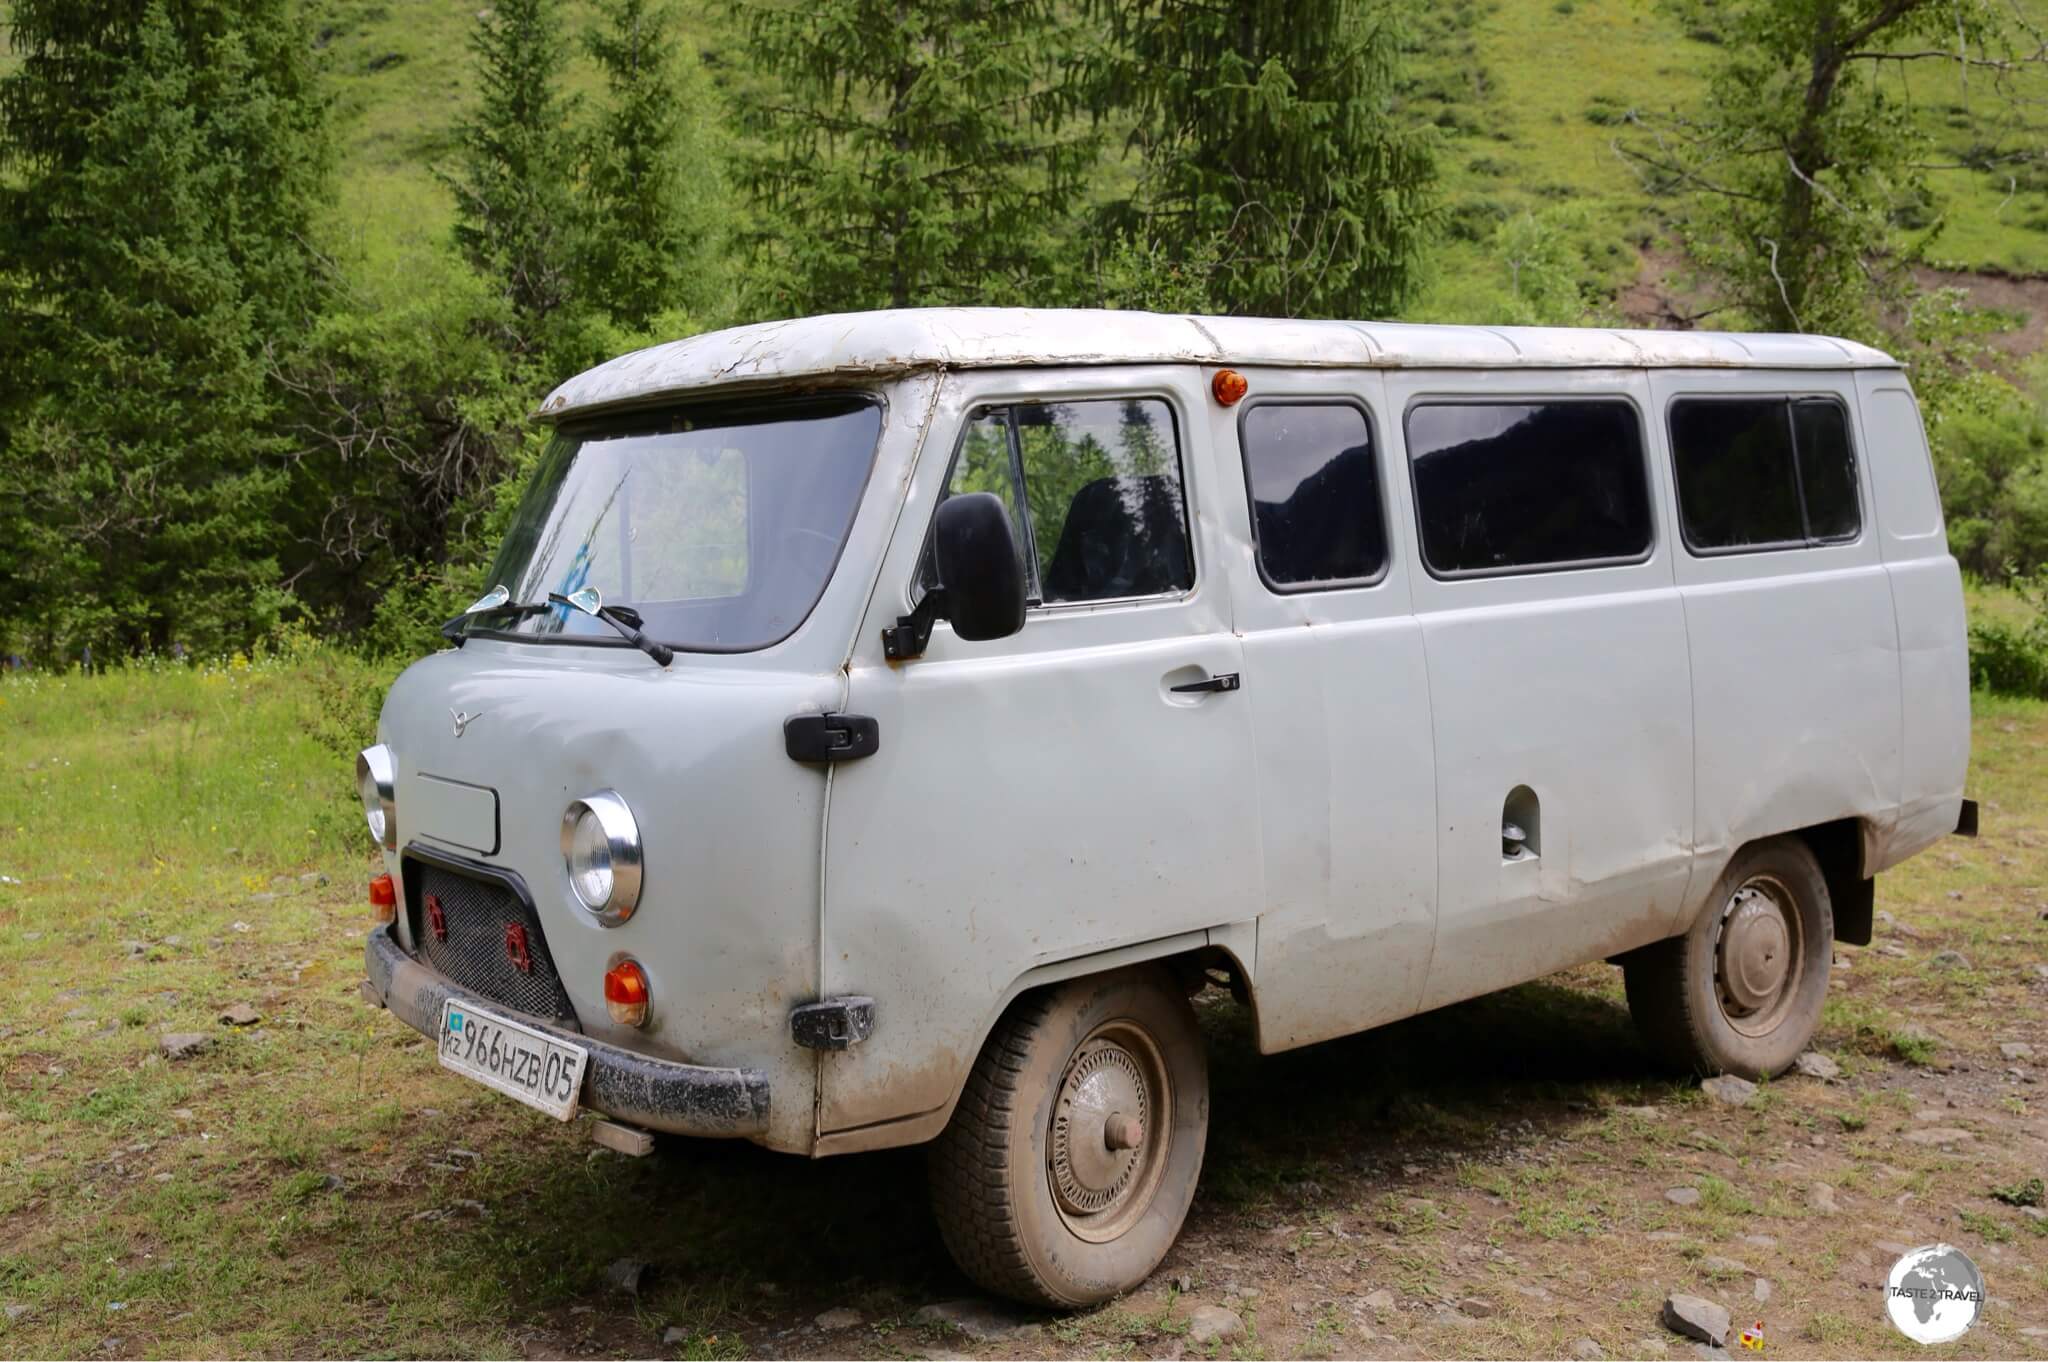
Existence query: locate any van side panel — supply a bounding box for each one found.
[1651,370,1903,917]
[1857,374,1970,869]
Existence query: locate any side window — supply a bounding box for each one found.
[1669,396,1862,551]
[1239,402,1387,590]
[922,398,1193,606]
[1406,400,1653,576]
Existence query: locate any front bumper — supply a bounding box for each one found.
[363,924,771,1138]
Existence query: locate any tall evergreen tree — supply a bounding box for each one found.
[0,0,331,659]
[729,0,1095,315]
[579,0,725,331]
[444,0,581,358]
[1087,0,1438,319]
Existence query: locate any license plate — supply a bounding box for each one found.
[437,998,588,1121]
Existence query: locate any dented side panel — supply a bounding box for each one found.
[1653,369,1904,917]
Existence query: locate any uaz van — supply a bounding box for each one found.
[359,308,1973,1306]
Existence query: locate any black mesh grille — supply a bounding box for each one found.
[405,858,579,1027]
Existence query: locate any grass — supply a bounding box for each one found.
[3,614,2048,1357]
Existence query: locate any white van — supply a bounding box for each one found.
[359,309,1973,1306]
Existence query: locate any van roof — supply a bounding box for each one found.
[539,308,1901,421]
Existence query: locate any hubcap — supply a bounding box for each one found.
[1048,1023,1170,1242]
[1714,875,1803,1037]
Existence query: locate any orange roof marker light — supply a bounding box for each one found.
[1212,368,1249,407]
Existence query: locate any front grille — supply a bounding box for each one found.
[405,857,579,1027]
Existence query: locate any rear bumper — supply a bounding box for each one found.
[363,924,771,1139]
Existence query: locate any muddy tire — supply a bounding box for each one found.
[927,965,1208,1308]
[1624,835,1833,1079]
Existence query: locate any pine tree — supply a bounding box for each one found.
[0,0,331,659]
[579,0,725,332]
[444,0,581,358]
[729,0,1095,315]
[1087,0,1438,319]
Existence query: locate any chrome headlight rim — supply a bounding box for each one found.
[561,790,642,925]
[356,744,397,851]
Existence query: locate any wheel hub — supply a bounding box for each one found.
[1050,1040,1149,1216]
[1714,876,1803,1036]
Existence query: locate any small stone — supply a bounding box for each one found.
[1903,1126,1973,1145]
[1792,1051,1841,1080]
[230,921,250,933]
[123,941,147,957]
[1661,1294,1731,1347]
[1877,943,1910,958]
[247,892,276,904]
[1740,1234,1777,1249]
[1753,1279,1771,1303]
[1362,1288,1395,1315]
[814,1308,862,1330]
[1573,1338,1606,1360]
[157,1031,210,1061]
[170,1108,195,1121]
[4,1304,27,1321]
[1665,1187,1701,1206]
[1700,1075,1757,1106]
[106,1301,125,1312]
[1810,1183,1840,1215]
[1456,1296,1496,1318]
[1646,1231,1686,1242]
[318,1173,345,1193]
[1999,1042,2035,1061]
[217,1004,260,1027]
[152,1172,172,1183]
[1168,1274,1194,1293]
[1929,950,1971,969]
[911,1299,1031,1342]
[660,1326,688,1345]
[605,1258,649,1296]
[1186,1306,1246,1346]
[1698,1256,1749,1277]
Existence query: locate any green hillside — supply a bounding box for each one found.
[296,0,2048,325]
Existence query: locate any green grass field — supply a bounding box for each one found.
[2,613,2046,1358]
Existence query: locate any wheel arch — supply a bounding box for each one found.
[810,922,1256,1157]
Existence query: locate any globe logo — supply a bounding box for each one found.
[1885,1243,1985,1344]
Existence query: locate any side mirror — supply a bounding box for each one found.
[881,492,1026,659]
[933,493,1026,642]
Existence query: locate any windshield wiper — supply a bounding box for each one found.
[440,586,548,643]
[549,589,674,667]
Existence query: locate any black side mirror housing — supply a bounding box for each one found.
[933,493,1026,642]
[881,492,1026,659]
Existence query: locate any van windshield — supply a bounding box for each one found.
[472,395,881,653]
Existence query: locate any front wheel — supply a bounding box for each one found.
[928,965,1208,1307]
[1624,835,1833,1079]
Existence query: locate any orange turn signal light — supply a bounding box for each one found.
[604,958,650,1028]
[369,872,396,924]
[1211,368,1249,406]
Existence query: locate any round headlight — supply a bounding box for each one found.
[561,791,641,924]
[356,745,396,850]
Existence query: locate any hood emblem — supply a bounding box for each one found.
[450,708,483,738]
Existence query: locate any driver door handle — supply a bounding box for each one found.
[1170,672,1241,695]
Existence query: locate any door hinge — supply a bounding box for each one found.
[790,996,876,1051]
[784,713,880,764]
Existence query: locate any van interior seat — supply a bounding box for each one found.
[1041,474,1190,602]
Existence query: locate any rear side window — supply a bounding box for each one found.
[921,398,1193,606]
[1406,400,1653,576]
[1240,402,1387,590]
[1669,396,1861,551]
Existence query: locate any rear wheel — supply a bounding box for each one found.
[928,966,1208,1307]
[1624,836,1833,1079]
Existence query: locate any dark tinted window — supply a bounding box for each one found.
[1669,399,1803,548]
[1241,403,1387,589]
[1792,400,1860,541]
[1406,401,1652,575]
[920,398,1192,606]
[1670,396,1861,550]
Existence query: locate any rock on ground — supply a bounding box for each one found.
[1572,1339,1605,1360]
[1903,1126,1974,1145]
[217,1003,261,1027]
[1661,1294,1731,1347]
[1999,1041,2035,1061]
[1792,1051,1841,1080]
[1664,1186,1701,1206]
[1810,1182,1840,1215]
[1698,1256,1749,1277]
[1185,1305,1246,1346]
[604,1258,648,1296]
[1929,950,1972,969]
[814,1308,862,1330]
[157,1032,211,1061]
[1700,1075,1757,1106]
[911,1299,1034,1343]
